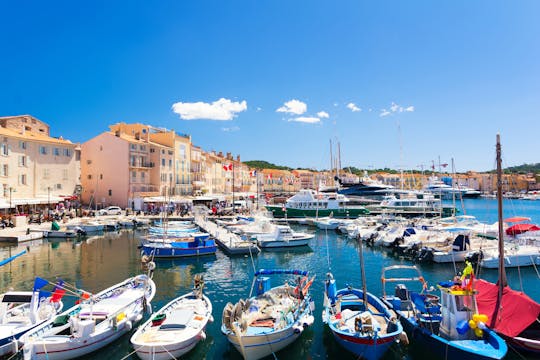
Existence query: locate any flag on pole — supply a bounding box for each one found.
[223,163,233,171]
[33,277,49,291]
[249,170,257,177]
[267,174,272,180]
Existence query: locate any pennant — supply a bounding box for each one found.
[38,290,51,302]
[33,277,49,291]
[51,288,66,303]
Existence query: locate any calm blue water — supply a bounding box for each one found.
[0,198,538,360]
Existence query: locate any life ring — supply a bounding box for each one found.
[146,261,156,271]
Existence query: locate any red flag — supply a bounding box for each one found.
[267,174,272,179]
[50,288,66,302]
[223,163,233,171]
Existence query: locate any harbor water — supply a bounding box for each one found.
[0,198,538,359]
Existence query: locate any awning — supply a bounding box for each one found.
[503,216,531,223]
[8,196,66,207]
[142,196,193,204]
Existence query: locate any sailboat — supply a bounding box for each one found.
[322,236,403,360]
[474,134,540,354]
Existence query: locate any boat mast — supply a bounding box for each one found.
[358,235,368,309]
[491,133,508,327]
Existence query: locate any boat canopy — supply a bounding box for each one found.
[503,216,531,223]
[505,223,540,236]
[255,269,308,276]
[475,279,540,337]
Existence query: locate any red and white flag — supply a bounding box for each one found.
[223,163,233,171]
[267,174,272,180]
[249,170,257,177]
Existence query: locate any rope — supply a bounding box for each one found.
[159,344,179,360]
[532,259,540,280]
[119,344,145,360]
[325,228,331,271]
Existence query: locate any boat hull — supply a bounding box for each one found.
[131,293,212,360]
[265,205,369,219]
[141,244,217,258]
[258,239,310,248]
[224,325,302,360]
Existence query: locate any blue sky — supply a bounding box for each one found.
[1,1,539,172]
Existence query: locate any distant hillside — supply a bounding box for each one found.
[504,163,540,174]
[243,160,292,170]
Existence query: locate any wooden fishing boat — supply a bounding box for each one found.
[0,278,64,357]
[221,269,315,360]
[474,134,540,355]
[323,230,402,360]
[380,264,507,360]
[21,274,156,360]
[130,274,213,360]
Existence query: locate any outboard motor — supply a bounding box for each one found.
[415,247,434,263]
[395,284,408,301]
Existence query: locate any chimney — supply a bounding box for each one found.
[135,132,140,140]
[115,131,120,137]
[226,152,231,160]
[237,155,241,162]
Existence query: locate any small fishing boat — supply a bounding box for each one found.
[474,134,540,355]
[323,230,402,360]
[221,269,315,360]
[141,233,217,258]
[380,264,507,360]
[21,274,156,360]
[0,277,64,357]
[130,274,213,360]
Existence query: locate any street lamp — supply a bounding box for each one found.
[47,186,51,217]
[9,187,13,215]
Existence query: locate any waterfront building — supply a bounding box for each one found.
[0,115,80,213]
[81,126,159,209]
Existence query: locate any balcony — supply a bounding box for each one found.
[129,162,154,168]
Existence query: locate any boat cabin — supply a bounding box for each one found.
[438,285,479,340]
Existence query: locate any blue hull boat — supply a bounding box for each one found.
[141,235,217,258]
[381,265,507,360]
[323,273,402,360]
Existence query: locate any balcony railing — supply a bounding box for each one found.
[129,162,154,168]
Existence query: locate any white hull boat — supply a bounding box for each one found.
[221,269,315,360]
[22,274,156,360]
[256,225,314,249]
[131,275,212,360]
[0,279,64,357]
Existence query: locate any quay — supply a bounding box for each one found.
[193,214,260,255]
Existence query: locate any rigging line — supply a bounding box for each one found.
[532,259,540,280]
[517,259,524,293]
[325,227,331,271]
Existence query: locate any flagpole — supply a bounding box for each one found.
[256,170,259,210]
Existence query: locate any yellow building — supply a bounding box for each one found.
[0,115,80,212]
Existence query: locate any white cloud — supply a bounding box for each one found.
[256,107,262,112]
[172,98,247,120]
[347,102,361,112]
[221,126,240,132]
[380,109,391,117]
[289,116,321,124]
[276,99,307,115]
[317,111,329,118]
[380,102,415,117]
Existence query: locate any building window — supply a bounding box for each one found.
[139,145,146,151]
[178,144,186,159]
[150,148,155,153]
[132,171,136,179]
[168,159,172,167]
[108,189,112,196]
[1,165,8,177]
[53,148,60,156]
[2,184,7,197]
[39,146,48,155]
[43,168,50,179]
[1,143,8,156]
[100,174,103,180]
[63,148,72,156]
[141,172,145,179]
[86,159,92,165]
[19,174,27,185]
[87,174,92,180]
[130,144,136,150]
[161,159,165,166]
[161,149,165,154]
[55,183,62,190]
[19,155,27,167]
[19,141,27,150]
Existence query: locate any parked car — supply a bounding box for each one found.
[98,206,123,215]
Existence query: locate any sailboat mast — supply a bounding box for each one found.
[491,134,508,328]
[358,236,368,308]
[496,134,508,287]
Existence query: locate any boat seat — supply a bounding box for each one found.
[410,292,440,314]
[159,309,193,330]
